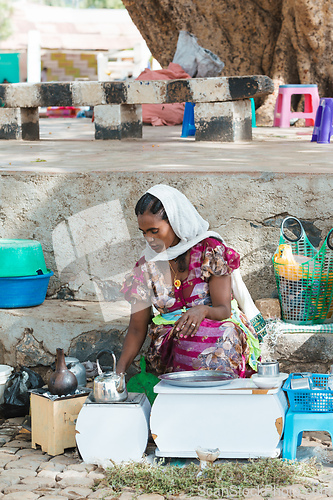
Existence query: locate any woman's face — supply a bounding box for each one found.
[137,211,179,253]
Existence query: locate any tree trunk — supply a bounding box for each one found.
[122,0,333,125]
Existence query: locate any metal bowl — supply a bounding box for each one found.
[257,360,280,377]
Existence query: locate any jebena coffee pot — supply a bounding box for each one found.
[93,350,127,403]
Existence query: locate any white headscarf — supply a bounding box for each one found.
[140,184,260,320]
[143,184,222,262]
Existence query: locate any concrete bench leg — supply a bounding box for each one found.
[94,104,142,140]
[21,107,39,141]
[120,104,142,139]
[0,108,21,139]
[94,105,122,140]
[194,100,252,142]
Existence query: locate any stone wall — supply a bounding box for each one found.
[0,171,331,303]
[262,330,333,375]
[0,299,132,374]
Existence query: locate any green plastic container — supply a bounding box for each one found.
[0,239,48,277]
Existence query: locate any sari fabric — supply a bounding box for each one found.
[121,238,257,376]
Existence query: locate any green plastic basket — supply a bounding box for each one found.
[272,217,333,325]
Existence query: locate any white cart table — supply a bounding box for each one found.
[150,379,288,459]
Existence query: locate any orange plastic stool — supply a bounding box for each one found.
[273,84,320,128]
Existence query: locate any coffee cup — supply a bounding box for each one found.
[290,372,312,390]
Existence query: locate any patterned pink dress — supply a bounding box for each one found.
[121,238,258,377]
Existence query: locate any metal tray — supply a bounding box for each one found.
[158,370,237,387]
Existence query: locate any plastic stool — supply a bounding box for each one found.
[250,98,256,127]
[181,102,196,137]
[282,410,333,460]
[311,98,333,144]
[273,84,320,128]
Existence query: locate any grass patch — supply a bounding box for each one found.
[104,458,319,498]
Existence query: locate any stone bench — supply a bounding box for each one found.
[0,75,274,142]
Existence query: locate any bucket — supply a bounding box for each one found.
[0,365,13,404]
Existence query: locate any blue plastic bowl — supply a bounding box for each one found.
[0,270,53,308]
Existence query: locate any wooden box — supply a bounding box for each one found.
[31,392,88,456]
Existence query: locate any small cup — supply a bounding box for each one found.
[257,360,280,377]
[290,373,312,390]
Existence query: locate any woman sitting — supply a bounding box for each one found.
[117,184,262,376]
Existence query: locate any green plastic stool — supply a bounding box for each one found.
[127,356,160,406]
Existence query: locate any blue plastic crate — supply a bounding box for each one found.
[283,373,333,412]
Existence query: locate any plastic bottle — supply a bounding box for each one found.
[327,365,333,390]
[273,244,312,280]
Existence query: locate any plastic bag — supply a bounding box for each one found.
[127,356,159,406]
[172,31,224,78]
[0,367,44,418]
[136,63,190,126]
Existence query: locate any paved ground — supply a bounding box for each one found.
[0,119,332,174]
[0,416,332,499]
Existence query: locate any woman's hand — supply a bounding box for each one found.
[170,275,233,340]
[171,305,209,339]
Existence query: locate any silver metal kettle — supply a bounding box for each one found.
[93,350,127,403]
[65,357,86,387]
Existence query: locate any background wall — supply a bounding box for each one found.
[0,170,331,371]
[0,171,331,303]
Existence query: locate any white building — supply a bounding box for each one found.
[0,1,156,82]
